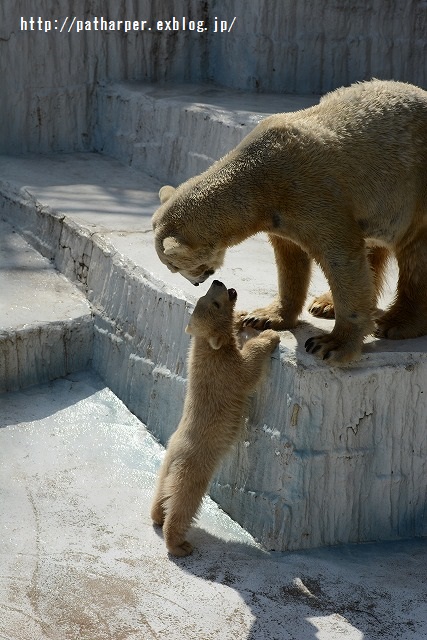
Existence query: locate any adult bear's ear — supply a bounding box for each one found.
[159,185,176,203]
[163,236,190,257]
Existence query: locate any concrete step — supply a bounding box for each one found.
[1,140,427,553]
[0,218,92,392]
[93,81,319,184]
[2,371,426,639]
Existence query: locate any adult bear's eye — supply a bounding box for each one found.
[213,301,220,309]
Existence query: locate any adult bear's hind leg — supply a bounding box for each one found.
[309,245,389,319]
[376,228,427,339]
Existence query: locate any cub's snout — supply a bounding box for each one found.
[212,280,237,301]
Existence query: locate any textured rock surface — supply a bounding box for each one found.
[0,0,208,154]
[213,358,427,550]
[206,0,427,94]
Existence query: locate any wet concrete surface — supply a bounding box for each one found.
[1,371,426,640]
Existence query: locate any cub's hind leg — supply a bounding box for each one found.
[151,491,167,527]
[376,227,427,339]
[162,466,212,557]
[151,454,173,526]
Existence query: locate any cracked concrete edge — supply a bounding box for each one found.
[0,179,193,300]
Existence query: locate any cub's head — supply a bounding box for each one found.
[152,185,226,286]
[186,280,237,349]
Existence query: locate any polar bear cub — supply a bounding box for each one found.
[151,280,280,556]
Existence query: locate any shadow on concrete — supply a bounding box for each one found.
[0,369,103,426]
[170,527,427,640]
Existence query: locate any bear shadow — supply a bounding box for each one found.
[159,524,368,640]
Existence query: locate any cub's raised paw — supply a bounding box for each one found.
[305,334,361,365]
[308,292,335,319]
[260,329,281,351]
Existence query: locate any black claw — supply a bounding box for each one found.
[305,337,315,349]
[264,320,272,329]
[323,351,331,360]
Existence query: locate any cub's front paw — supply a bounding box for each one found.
[261,329,281,351]
[234,310,250,331]
[305,334,361,365]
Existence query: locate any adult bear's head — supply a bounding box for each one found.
[152,184,226,286]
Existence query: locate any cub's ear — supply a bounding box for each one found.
[159,185,176,204]
[208,335,225,350]
[163,236,190,257]
[185,318,194,335]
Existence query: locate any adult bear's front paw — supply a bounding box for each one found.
[241,302,297,331]
[305,333,362,365]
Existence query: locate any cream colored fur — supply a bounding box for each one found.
[150,281,279,556]
[152,80,427,365]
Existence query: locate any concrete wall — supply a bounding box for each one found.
[1,1,426,154]
[0,0,208,154]
[208,0,427,94]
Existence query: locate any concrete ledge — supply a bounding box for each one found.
[0,319,93,393]
[0,218,93,392]
[1,152,426,551]
[94,82,319,184]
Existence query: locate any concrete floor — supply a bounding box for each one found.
[1,371,427,640]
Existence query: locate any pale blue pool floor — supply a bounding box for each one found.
[1,370,426,640]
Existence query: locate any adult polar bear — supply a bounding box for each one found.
[152,80,427,365]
